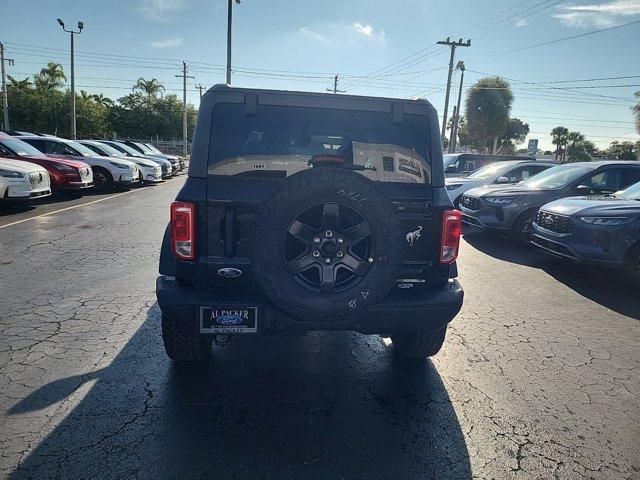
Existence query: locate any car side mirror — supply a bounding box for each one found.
[496,176,510,184]
[574,185,592,194]
[445,165,456,173]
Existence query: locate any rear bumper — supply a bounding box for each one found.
[156,275,463,335]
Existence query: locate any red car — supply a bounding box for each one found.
[0,134,93,190]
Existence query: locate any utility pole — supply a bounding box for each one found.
[326,74,346,94]
[57,19,84,139]
[227,0,241,85]
[176,62,195,157]
[1,43,14,130]
[196,84,206,102]
[437,37,470,143]
[449,61,465,153]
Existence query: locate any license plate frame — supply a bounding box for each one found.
[199,306,258,334]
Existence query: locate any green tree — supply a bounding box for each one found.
[33,62,67,91]
[465,77,514,153]
[550,126,569,162]
[133,78,165,101]
[497,117,529,154]
[605,141,638,160]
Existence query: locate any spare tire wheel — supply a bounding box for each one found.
[250,167,403,323]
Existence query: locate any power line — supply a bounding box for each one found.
[488,19,640,57]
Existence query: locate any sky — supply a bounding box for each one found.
[1,0,640,150]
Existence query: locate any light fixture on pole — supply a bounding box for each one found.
[57,18,84,140]
[226,0,241,85]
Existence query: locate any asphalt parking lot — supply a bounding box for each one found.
[1,178,638,479]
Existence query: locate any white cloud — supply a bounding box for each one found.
[299,27,327,43]
[553,0,640,27]
[515,18,529,27]
[150,37,184,48]
[352,22,374,36]
[298,21,385,44]
[139,0,185,22]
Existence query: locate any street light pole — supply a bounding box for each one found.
[226,0,241,85]
[1,43,14,130]
[449,61,465,154]
[57,19,83,139]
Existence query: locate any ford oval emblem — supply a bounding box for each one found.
[218,267,243,278]
[216,314,244,325]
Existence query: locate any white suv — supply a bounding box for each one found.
[0,158,52,201]
[446,160,553,207]
[20,136,139,192]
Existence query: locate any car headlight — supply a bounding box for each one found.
[0,169,23,178]
[53,164,76,173]
[579,216,632,226]
[109,161,130,169]
[446,184,463,191]
[484,196,516,205]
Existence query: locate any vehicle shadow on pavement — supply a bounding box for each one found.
[9,305,472,479]
[464,231,640,321]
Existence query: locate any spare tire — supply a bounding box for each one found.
[250,167,403,323]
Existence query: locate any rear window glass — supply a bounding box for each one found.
[208,103,432,184]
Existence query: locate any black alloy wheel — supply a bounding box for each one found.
[283,202,374,294]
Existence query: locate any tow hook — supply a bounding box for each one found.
[213,334,231,346]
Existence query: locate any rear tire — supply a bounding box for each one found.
[161,315,211,362]
[391,328,447,359]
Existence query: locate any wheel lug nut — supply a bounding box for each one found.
[325,230,333,237]
[313,237,321,244]
[312,250,320,257]
[337,237,344,244]
[336,251,344,258]
[325,258,331,264]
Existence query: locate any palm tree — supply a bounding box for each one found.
[91,93,113,107]
[133,78,165,100]
[550,126,569,163]
[34,62,67,91]
[7,75,33,92]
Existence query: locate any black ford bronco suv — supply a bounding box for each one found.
[156,85,463,361]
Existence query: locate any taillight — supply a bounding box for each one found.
[171,201,196,260]
[439,210,462,264]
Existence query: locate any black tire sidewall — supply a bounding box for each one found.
[251,168,403,322]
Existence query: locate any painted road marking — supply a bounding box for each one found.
[0,182,174,230]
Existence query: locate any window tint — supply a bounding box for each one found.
[47,140,79,156]
[505,165,548,182]
[621,168,640,188]
[582,169,622,193]
[208,103,431,184]
[23,139,47,153]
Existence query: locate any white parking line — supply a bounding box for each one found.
[0,187,150,230]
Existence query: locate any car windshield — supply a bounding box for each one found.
[466,162,517,180]
[519,164,593,190]
[134,142,154,154]
[107,142,139,156]
[615,181,640,200]
[144,143,162,154]
[442,154,459,167]
[64,140,100,157]
[90,142,122,157]
[0,138,46,157]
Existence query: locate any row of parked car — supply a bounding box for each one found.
[448,158,640,282]
[0,131,186,202]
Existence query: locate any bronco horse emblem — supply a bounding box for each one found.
[406,226,423,246]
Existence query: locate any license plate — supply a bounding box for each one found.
[200,306,258,334]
